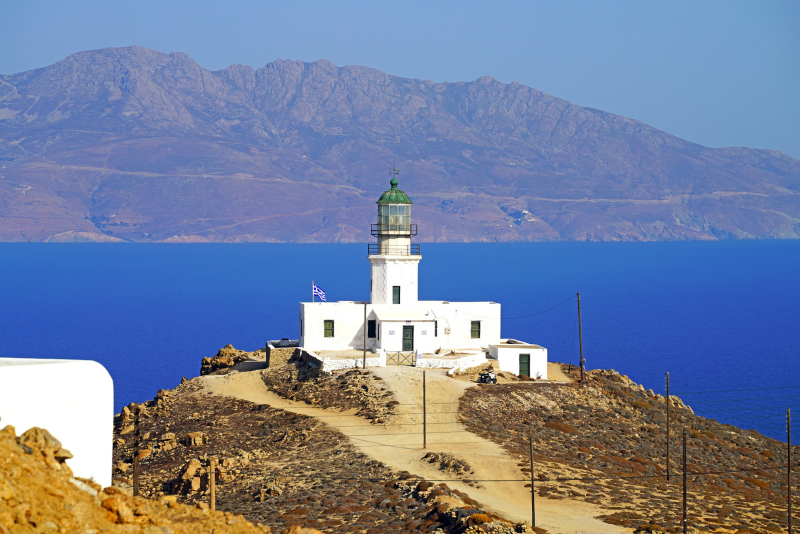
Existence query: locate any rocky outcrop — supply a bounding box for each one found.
[200,345,260,375]
[422,452,474,478]
[0,421,271,533]
[262,358,396,423]
[17,427,73,473]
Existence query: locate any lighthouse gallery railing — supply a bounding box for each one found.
[370,224,418,237]
[367,244,421,256]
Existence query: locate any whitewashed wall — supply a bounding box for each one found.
[489,343,548,379]
[300,301,376,352]
[0,358,114,487]
[416,351,488,371]
[422,301,501,352]
[299,349,386,373]
[377,319,436,353]
[369,256,421,305]
[300,300,502,355]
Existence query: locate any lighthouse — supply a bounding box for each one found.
[369,173,420,305]
[296,168,547,378]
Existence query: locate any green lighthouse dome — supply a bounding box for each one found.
[377,177,413,204]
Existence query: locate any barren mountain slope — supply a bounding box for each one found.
[1,46,798,242]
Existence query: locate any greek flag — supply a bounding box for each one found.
[312,283,326,301]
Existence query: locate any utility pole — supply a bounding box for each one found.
[789,408,793,534]
[363,302,367,369]
[133,403,140,497]
[577,292,585,383]
[423,370,427,450]
[683,429,688,534]
[666,371,671,482]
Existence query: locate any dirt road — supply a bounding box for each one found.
[198,364,630,534]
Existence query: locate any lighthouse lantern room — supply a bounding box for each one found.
[369,174,420,305]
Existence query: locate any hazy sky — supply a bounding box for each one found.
[2,0,799,158]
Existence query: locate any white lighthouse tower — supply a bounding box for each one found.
[369,170,420,306]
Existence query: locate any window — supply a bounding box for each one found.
[324,320,334,338]
[367,320,376,338]
[470,321,481,339]
[393,286,401,304]
[378,204,410,229]
[434,320,438,337]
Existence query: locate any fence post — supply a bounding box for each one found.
[683,429,688,534]
[133,403,140,497]
[423,370,427,450]
[529,433,535,527]
[210,456,217,511]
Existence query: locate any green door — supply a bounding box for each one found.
[519,354,530,377]
[402,325,414,351]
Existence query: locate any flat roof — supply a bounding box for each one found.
[491,343,544,349]
[375,309,435,321]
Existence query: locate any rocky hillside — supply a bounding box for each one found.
[0,421,274,533]
[111,356,536,533]
[1,46,799,242]
[458,365,799,533]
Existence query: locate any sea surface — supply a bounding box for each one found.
[1,241,798,441]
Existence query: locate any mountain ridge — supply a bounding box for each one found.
[1,45,798,242]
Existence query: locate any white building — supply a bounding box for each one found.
[298,175,546,379]
[0,358,114,487]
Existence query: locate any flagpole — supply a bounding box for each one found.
[312,280,315,303]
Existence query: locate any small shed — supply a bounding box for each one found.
[489,339,548,379]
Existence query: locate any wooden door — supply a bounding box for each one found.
[402,325,414,351]
[519,353,530,377]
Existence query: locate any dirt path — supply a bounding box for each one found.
[197,365,630,534]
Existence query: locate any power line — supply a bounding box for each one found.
[205,464,788,485]
[699,405,800,413]
[502,293,577,320]
[676,385,800,396]
[687,395,800,404]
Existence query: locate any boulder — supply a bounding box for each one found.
[172,458,206,494]
[18,427,68,470]
[182,432,209,447]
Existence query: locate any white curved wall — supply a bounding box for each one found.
[0,358,114,487]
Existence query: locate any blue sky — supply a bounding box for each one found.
[2,0,798,158]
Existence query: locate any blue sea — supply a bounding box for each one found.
[1,241,798,441]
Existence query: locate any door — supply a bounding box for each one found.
[402,325,414,351]
[519,354,530,377]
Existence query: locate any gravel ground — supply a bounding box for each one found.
[458,364,799,533]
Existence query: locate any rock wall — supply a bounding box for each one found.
[299,349,385,373]
[417,351,488,372]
